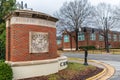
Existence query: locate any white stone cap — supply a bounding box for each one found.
[4,10,58,22]
[5,10,58,28]
[5,58,58,67]
[58,56,68,61]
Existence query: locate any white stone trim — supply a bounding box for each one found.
[58,56,67,70]
[6,58,58,67]
[9,17,56,28]
[6,20,9,27]
[63,48,76,51]
[29,32,32,53]
[6,56,67,79]
[12,61,58,79]
[29,32,49,53]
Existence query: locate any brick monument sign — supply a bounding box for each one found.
[5,10,67,79]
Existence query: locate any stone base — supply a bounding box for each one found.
[6,56,67,80]
[63,48,76,51]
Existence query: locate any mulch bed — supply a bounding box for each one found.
[19,67,103,80]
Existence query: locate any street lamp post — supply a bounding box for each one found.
[79,27,88,65]
[83,27,88,65]
[84,48,88,65]
[82,27,95,65]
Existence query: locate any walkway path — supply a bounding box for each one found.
[62,53,120,80]
[101,61,120,80]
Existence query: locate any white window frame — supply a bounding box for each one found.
[113,34,117,41]
[99,34,104,41]
[64,35,69,42]
[90,33,96,40]
[78,32,85,41]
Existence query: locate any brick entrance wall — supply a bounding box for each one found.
[5,10,59,62]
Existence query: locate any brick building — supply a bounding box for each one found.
[57,27,120,50]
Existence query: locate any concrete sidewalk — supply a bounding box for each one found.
[68,58,115,80]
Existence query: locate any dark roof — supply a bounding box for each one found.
[4,10,58,22]
[63,27,120,34]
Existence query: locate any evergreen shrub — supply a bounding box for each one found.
[0,61,13,80]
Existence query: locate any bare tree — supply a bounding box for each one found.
[55,0,91,50]
[90,3,119,53]
[113,5,120,30]
[114,5,120,19]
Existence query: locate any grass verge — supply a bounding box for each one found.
[58,49,120,54]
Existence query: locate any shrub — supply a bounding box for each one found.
[110,47,120,49]
[0,40,5,60]
[0,61,13,80]
[79,46,96,50]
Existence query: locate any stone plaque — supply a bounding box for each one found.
[29,32,49,53]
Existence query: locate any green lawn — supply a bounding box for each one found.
[88,49,120,54]
[110,49,120,54]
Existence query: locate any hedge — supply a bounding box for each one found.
[0,61,13,80]
[0,40,5,60]
[79,46,96,50]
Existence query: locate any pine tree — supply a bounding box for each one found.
[0,0,16,59]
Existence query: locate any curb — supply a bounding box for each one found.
[86,60,115,80]
[68,58,115,80]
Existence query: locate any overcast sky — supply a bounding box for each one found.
[17,0,120,15]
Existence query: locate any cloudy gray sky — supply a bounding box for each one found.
[17,0,120,15]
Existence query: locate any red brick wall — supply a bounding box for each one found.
[6,24,59,62]
[57,44,62,50]
[62,33,76,49]
[62,31,120,50]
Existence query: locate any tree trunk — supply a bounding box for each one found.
[105,18,110,53]
[70,35,72,51]
[104,37,107,50]
[75,29,79,51]
[106,33,110,53]
[104,32,110,53]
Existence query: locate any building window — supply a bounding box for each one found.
[64,35,69,42]
[108,34,111,41]
[78,32,85,41]
[57,40,61,45]
[90,33,96,40]
[99,35,104,41]
[113,34,117,41]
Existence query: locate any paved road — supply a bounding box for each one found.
[62,52,120,80]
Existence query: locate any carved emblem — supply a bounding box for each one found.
[29,32,49,53]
